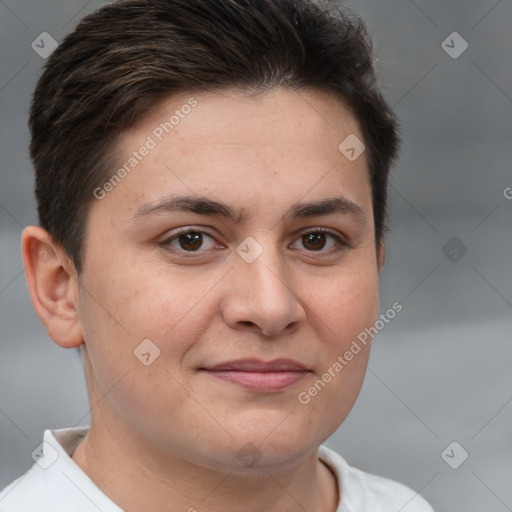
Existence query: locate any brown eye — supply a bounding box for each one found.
[302,232,327,251]
[163,230,218,252]
[178,232,203,251]
[291,229,345,253]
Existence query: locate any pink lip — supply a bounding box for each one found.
[201,358,310,392]
[205,358,309,372]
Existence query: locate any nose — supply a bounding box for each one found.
[221,247,306,337]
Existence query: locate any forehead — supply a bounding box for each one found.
[131,86,362,150]
[91,87,371,225]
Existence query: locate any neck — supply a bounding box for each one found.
[71,414,339,512]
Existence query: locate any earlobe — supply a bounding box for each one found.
[21,226,83,349]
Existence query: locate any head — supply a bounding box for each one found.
[23,0,399,473]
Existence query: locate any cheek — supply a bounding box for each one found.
[304,265,380,345]
[79,259,220,371]
[77,274,203,431]
[294,264,379,410]
[304,264,378,419]
[296,273,377,435]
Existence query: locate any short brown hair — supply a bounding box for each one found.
[29,0,399,273]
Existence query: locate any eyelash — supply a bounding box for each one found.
[159,226,348,257]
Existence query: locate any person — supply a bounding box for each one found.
[0,0,434,510]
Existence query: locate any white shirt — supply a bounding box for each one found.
[0,427,433,512]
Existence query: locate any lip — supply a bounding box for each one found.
[205,358,309,372]
[201,358,311,392]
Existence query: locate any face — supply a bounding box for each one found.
[77,87,382,472]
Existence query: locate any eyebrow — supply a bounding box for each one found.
[132,196,248,223]
[289,197,366,223]
[131,195,366,224]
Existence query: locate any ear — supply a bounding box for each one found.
[21,226,83,349]
[377,239,386,274]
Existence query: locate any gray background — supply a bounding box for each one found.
[1,1,511,511]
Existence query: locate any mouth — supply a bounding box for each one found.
[200,358,311,392]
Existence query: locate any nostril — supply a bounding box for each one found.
[238,321,271,336]
[239,320,257,329]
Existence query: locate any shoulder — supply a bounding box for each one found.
[0,463,123,512]
[0,427,123,512]
[318,445,434,512]
[0,465,44,512]
[356,468,434,512]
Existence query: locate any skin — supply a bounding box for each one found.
[22,87,385,512]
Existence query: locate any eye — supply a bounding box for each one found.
[161,230,219,252]
[291,228,346,253]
